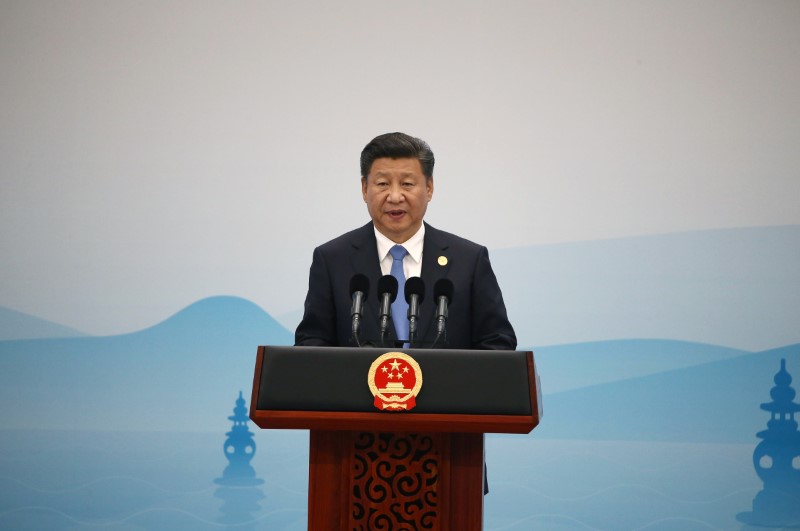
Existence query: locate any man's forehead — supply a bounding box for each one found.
[371,169,421,177]
[368,157,424,177]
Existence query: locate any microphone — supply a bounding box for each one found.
[432,279,454,348]
[404,277,425,347]
[350,274,369,346]
[377,275,399,345]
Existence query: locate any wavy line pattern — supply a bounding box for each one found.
[0,475,215,495]
[0,430,760,530]
[631,516,727,531]
[0,473,307,497]
[490,481,758,504]
[488,445,749,474]
[486,513,610,531]
[0,505,307,527]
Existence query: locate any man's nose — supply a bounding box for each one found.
[387,185,404,202]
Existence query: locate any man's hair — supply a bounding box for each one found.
[360,132,435,179]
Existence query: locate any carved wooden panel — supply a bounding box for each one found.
[350,432,442,530]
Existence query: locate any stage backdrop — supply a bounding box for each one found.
[2,1,799,529]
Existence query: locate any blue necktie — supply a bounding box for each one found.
[389,245,409,345]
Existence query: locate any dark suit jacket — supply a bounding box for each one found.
[295,222,516,350]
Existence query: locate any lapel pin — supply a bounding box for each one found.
[437,256,448,266]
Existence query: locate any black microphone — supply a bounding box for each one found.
[404,277,425,347]
[350,274,369,346]
[432,279,454,347]
[377,275,398,345]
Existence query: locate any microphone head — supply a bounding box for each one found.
[350,274,369,297]
[433,278,454,303]
[377,275,398,303]
[404,276,425,304]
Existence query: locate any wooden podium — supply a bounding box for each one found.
[250,345,542,530]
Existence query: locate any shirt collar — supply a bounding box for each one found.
[374,223,425,263]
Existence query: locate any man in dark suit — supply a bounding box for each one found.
[295,132,516,351]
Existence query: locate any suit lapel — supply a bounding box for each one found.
[348,223,384,342]
[349,222,453,347]
[419,223,452,344]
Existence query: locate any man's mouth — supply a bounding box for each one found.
[387,210,405,219]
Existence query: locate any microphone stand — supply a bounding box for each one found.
[430,329,446,349]
[350,305,362,347]
[430,279,453,349]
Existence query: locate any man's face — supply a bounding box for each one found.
[362,157,434,243]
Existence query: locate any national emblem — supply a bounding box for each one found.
[367,352,423,411]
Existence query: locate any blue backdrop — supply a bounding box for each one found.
[2,2,800,529]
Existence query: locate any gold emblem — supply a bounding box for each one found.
[368,352,423,411]
[437,255,448,266]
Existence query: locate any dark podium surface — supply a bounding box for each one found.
[250,345,541,530]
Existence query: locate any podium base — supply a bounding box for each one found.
[308,430,484,530]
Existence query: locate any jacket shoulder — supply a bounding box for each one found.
[315,223,374,253]
[425,224,486,253]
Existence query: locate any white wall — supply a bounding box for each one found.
[2,0,799,336]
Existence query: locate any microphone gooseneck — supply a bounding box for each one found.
[349,274,369,347]
[377,275,399,347]
[404,276,425,348]
[431,278,454,348]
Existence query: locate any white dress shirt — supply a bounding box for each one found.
[374,224,425,279]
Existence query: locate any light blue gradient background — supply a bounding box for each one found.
[2,1,800,529]
[2,0,799,339]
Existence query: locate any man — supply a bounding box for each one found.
[295,132,516,350]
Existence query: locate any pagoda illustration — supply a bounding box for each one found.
[738,358,800,528]
[214,391,264,529]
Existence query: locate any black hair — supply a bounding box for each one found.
[360,132,435,179]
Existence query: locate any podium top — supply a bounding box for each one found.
[250,346,542,434]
